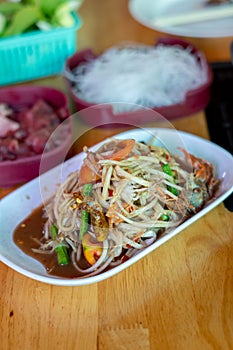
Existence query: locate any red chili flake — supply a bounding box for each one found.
[121,255,130,263]
[108,189,114,197]
[128,205,134,213]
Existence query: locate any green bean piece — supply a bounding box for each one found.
[55,246,69,266]
[50,224,58,240]
[50,224,69,266]
[79,210,90,240]
[83,183,93,196]
[162,163,179,196]
[160,214,169,221]
[79,183,93,240]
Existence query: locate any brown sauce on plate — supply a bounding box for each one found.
[13,206,83,278]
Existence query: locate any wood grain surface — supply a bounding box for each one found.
[0,1,233,349]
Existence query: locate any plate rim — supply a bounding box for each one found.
[128,0,233,38]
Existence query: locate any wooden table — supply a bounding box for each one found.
[0,1,233,349]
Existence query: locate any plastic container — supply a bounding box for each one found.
[0,13,82,86]
[64,38,213,126]
[0,85,73,187]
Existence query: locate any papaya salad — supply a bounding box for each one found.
[33,138,220,277]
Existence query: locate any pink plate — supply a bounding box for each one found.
[0,85,73,187]
[64,38,213,126]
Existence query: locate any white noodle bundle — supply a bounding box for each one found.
[67,44,208,112]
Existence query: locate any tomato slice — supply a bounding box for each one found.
[79,139,135,185]
[103,139,135,161]
[79,164,100,186]
[82,233,102,265]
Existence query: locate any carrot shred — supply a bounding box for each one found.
[103,139,135,161]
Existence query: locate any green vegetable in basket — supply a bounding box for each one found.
[52,1,80,27]
[37,0,66,17]
[1,5,41,37]
[0,1,22,16]
[0,0,83,38]
[0,1,23,35]
[0,13,6,35]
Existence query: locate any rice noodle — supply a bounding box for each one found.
[65,44,209,112]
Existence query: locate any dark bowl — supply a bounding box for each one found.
[0,85,73,187]
[64,37,213,126]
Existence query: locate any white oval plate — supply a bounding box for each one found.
[0,128,233,286]
[129,0,233,38]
